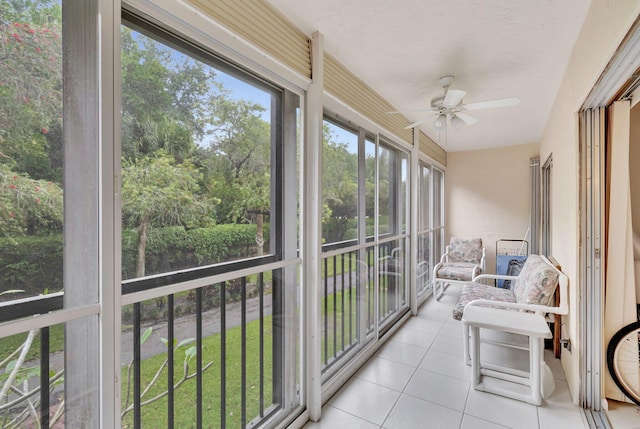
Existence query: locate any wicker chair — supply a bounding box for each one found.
[432,237,485,300]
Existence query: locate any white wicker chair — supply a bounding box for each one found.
[432,238,485,300]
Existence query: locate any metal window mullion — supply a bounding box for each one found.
[348,253,354,344]
[303,31,323,422]
[64,1,106,427]
[410,131,419,314]
[374,135,380,338]
[324,261,328,364]
[282,89,300,412]
[241,277,247,426]
[357,129,367,343]
[333,254,337,359]
[259,273,265,415]
[341,253,345,350]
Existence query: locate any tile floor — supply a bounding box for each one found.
[605,401,640,429]
[303,283,589,429]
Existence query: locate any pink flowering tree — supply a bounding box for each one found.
[0,3,62,182]
[0,2,63,237]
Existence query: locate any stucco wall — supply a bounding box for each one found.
[539,0,640,404]
[446,143,539,274]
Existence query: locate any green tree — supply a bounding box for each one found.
[322,124,359,242]
[205,97,271,252]
[120,27,219,162]
[0,4,62,182]
[121,151,211,277]
[208,97,270,179]
[0,0,61,26]
[0,163,62,237]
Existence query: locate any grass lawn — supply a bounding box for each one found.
[0,263,379,427]
[121,316,274,429]
[0,324,64,363]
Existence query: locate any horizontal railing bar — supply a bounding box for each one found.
[321,241,372,258]
[321,238,358,252]
[122,258,300,305]
[321,235,409,259]
[0,304,100,339]
[417,228,438,235]
[376,234,408,247]
[0,292,64,324]
[122,254,279,294]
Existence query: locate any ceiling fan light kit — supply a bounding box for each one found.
[389,75,520,131]
[434,114,447,130]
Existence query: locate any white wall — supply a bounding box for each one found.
[446,143,539,274]
[539,0,640,403]
[630,104,640,237]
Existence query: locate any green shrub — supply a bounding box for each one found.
[0,235,63,295]
[1,223,270,294]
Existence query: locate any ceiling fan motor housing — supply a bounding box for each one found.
[431,95,446,109]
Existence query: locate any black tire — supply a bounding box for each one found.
[607,321,640,406]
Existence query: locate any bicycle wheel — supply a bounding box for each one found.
[607,321,640,406]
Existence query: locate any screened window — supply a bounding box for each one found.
[120,19,283,282]
[365,137,376,238]
[321,119,359,244]
[542,155,553,255]
[0,2,100,426]
[0,2,64,303]
[433,167,445,261]
[416,162,432,297]
[119,15,301,428]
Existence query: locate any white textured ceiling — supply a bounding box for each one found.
[266,0,591,152]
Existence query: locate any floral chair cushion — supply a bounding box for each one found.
[512,254,559,307]
[452,282,516,320]
[436,262,480,282]
[448,238,483,264]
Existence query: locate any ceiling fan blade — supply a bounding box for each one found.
[462,97,520,110]
[387,108,437,114]
[404,117,430,129]
[443,89,466,108]
[455,112,478,125]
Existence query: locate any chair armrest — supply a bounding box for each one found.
[472,273,518,282]
[464,298,568,316]
[439,247,451,264]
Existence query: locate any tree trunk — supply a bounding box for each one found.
[256,213,264,256]
[136,221,147,278]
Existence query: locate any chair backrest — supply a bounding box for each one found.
[512,254,560,307]
[448,238,483,264]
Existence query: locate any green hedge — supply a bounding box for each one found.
[0,235,63,295]
[122,224,269,279]
[1,224,269,295]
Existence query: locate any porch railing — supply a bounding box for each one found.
[0,294,63,429]
[0,261,298,429]
[320,237,409,377]
[121,263,295,429]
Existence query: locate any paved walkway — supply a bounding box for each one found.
[121,293,273,363]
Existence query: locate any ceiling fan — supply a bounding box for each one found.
[388,75,520,130]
